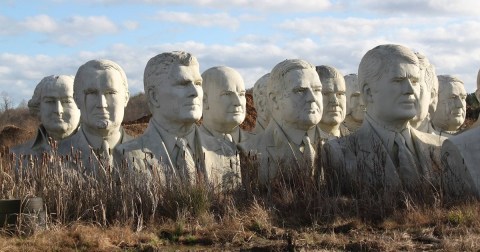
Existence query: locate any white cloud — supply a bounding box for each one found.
[357,0,480,16]
[2,14,119,46]
[123,20,139,30]
[75,0,332,12]
[152,11,240,30]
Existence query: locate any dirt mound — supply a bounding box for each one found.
[240,93,256,131]
[0,125,34,150]
[123,123,149,137]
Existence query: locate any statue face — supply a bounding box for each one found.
[76,68,128,132]
[435,81,466,131]
[39,79,80,140]
[156,63,203,124]
[412,68,431,124]
[368,60,420,123]
[349,92,365,122]
[278,68,323,131]
[320,76,346,126]
[206,71,246,129]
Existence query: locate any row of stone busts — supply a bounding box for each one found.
[9,46,476,200]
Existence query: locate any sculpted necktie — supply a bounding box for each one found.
[175,137,196,184]
[100,139,113,168]
[223,133,233,143]
[302,134,315,174]
[393,132,420,186]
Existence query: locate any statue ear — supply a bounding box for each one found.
[124,91,130,107]
[362,84,373,104]
[148,87,160,108]
[203,93,209,110]
[269,92,279,110]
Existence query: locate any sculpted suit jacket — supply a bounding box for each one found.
[11,125,52,157]
[441,126,480,199]
[57,127,134,177]
[238,120,327,185]
[323,119,445,196]
[116,123,241,190]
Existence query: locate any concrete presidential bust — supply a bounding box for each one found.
[57,59,133,176]
[11,75,80,156]
[409,52,439,134]
[316,65,349,139]
[252,73,271,134]
[323,44,445,198]
[200,66,250,143]
[431,75,466,137]
[238,59,324,185]
[342,73,365,132]
[117,52,240,190]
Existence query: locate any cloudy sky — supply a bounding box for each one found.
[1,0,480,106]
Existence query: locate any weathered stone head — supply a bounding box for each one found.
[74,59,129,135]
[431,75,466,132]
[359,44,420,128]
[344,73,365,122]
[316,65,346,136]
[252,73,271,130]
[269,59,322,131]
[201,66,246,133]
[28,75,80,140]
[410,52,438,129]
[144,51,202,128]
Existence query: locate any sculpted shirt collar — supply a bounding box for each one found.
[365,113,415,156]
[151,118,196,156]
[275,119,316,147]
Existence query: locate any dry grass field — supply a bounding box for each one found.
[0,94,478,251]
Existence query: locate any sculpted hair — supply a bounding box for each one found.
[74,59,128,96]
[437,75,464,96]
[269,59,316,99]
[28,75,75,116]
[415,52,438,97]
[253,73,270,109]
[315,65,343,81]
[358,44,419,100]
[143,51,198,92]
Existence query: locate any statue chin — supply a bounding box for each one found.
[95,120,110,129]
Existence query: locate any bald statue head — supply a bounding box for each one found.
[29,75,80,140]
[202,66,246,133]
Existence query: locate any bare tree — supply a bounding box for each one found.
[0,91,13,113]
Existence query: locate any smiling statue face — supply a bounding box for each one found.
[278,68,323,131]
[434,81,466,131]
[156,63,203,124]
[76,68,128,132]
[39,78,80,140]
[320,76,346,126]
[368,60,420,124]
[205,69,246,130]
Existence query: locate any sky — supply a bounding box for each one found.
[1,0,480,106]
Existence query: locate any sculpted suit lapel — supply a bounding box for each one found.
[353,122,402,190]
[139,123,175,170]
[196,126,241,188]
